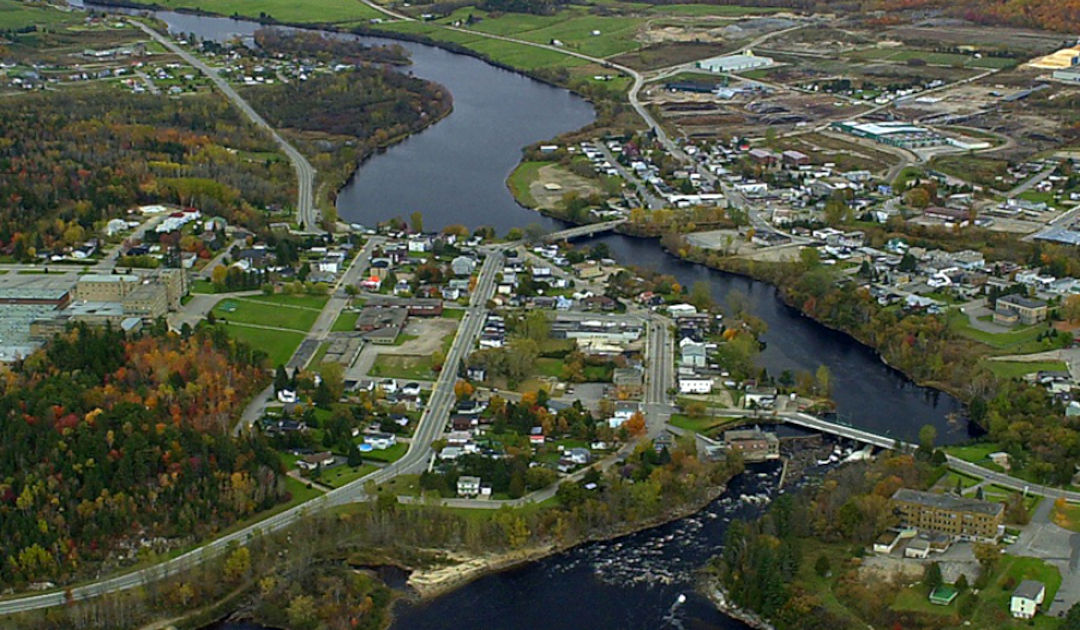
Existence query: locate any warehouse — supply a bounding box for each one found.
[696,50,773,74]
[830,120,947,149]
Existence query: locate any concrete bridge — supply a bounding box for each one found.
[544,219,627,242]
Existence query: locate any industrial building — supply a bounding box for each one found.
[830,121,947,149]
[696,50,773,74]
[890,488,1003,541]
[1054,68,1080,82]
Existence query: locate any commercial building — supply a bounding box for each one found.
[1054,68,1080,82]
[830,121,947,149]
[994,295,1048,326]
[696,50,774,73]
[890,488,1003,541]
[722,429,780,462]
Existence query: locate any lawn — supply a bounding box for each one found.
[0,0,80,29]
[442,308,467,321]
[947,309,1058,352]
[534,357,565,379]
[891,584,961,615]
[985,360,1067,379]
[222,323,304,366]
[669,413,738,435]
[1051,499,1080,532]
[370,354,436,380]
[320,464,378,489]
[940,469,981,491]
[241,293,329,310]
[361,442,408,463]
[944,441,1001,464]
[507,160,549,207]
[967,555,1062,629]
[213,298,320,331]
[148,0,384,23]
[332,310,360,332]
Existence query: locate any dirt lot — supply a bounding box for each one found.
[529,164,602,210]
[774,131,904,173]
[610,41,725,71]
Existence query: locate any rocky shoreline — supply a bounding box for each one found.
[702,584,776,630]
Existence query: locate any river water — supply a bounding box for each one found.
[81,7,970,628]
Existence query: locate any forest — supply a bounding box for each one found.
[0,324,283,588]
[0,85,293,258]
[253,28,410,66]
[240,66,452,224]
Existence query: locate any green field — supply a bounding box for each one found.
[985,360,1067,379]
[507,160,549,208]
[370,354,436,380]
[0,0,81,29]
[242,293,329,310]
[968,556,1061,629]
[646,3,785,16]
[947,310,1058,353]
[940,469,981,490]
[361,442,408,463]
[846,47,1018,69]
[931,155,1011,190]
[146,0,384,23]
[332,310,360,332]
[213,298,320,331]
[944,441,1001,465]
[222,323,304,366]
[321,464,378,488]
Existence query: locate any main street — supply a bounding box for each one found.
[130,20,320,232]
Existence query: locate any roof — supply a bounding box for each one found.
[1013,580,1045,600]
[998,294,1046,309]
[891,488,1004,516]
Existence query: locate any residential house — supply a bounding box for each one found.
[297,451,334,471]
[451,255,477,276]
[680,338,707,368]
[363,433,397,450]
[457,475,482,498]
[679,376,714,394]
[1011,580,1045,619]
[744,386,778,409]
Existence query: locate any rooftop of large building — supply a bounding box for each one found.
[892,488,1004,516]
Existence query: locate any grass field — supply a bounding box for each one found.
[947,310,1057,352]
[213,298,320,331]
[0,0,80,29]
[370,354,436,380]
[507,160,549,207]
[646,3,784,16]
[985,360,1067,379]
[846,47,1018,69]
[243,293,329,310]
[361,442,408,463]
[332,310,360,332]
[321,464,378,488]
[940,469,981,490]
[669,413,739,435]
[931,155,1011,190]
[222,323,304,366]
[147,0,384,23]
[967,556,1061,629]
[943,441,1001,464]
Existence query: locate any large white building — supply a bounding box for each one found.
[696,50,773,74]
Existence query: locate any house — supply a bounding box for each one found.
[401,382,422,397]
[566,447,591,465]
[297,451,334,471]
[277,389,297,404]
[363,433,397,450]
[457,475,482,498]
[782,150,810,166]
[680,339,707,368]
[105,218,129,236]
[679,377,714,394]
[609,401,640,428]
[451,255,477,276]
[1011,580,1045,619]
[573,261,603,279]
[744,386,778,409]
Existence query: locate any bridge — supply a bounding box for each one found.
[735,409,1080,501]
[544,219,627,242]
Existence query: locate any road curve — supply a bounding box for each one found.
[131,20,320,232]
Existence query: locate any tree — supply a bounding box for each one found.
[689,281,712,310]
[898,252,917,272]
[1063,601,1080,630]
[223,546,251,583]
[815,365,832,397]
[410,211,424,233]
[286,594,319,630]
[274,364,289,392]
[623,411,646,437]
[814,554,830,577]
[917,424,937,453]
[955,574,968,591]
[523,222,545,244]
[924,561,942,590]
[318,361,345,401]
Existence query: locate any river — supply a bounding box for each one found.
[82,7,969,628]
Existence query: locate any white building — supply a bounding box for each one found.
[679,377,714,394]
[1010,580,1045,619]
[457,475,481,497]
[696,50,774,73]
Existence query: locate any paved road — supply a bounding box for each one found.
[131,20,319,232]
[595,144,665,210]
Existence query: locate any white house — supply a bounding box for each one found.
[451,255,476,276]
[680,339,707,368]
[1011,580,1045,619]
[297,451,334,471]
[457,475,481,497]
[105,218,129,236]
[277,389,297,404]
[679,377,713,394]
[363,433,397,450]
[668,303,698,317]
[608,401,640,428]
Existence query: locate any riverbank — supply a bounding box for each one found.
[405,483,730,601]
[702,584,776,630]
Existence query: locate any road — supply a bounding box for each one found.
[130,20,319,232]
[643,316,675,434]
[595,144,665,210]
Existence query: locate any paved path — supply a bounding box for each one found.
[130,20,319,232]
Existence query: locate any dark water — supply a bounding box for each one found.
[84,8,969,629]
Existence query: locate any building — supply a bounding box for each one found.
[457,475,482,498]
[722,429,780,462]
[744,386,778,409]
[679,377,714,394]
[297,451,334,471]
[366,296,443,316]
[890,488,1003,541]
[696,50,773,73]
[782,150,810,166]
[995,295,1048,326]
[1011,580,1045,619]
[1055,68,1080,82]
[830,121,947,149]
[363,433,397,450]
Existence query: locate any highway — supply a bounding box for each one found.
[130,20,320,233]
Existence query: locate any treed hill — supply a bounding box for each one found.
[0,325,281,588]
